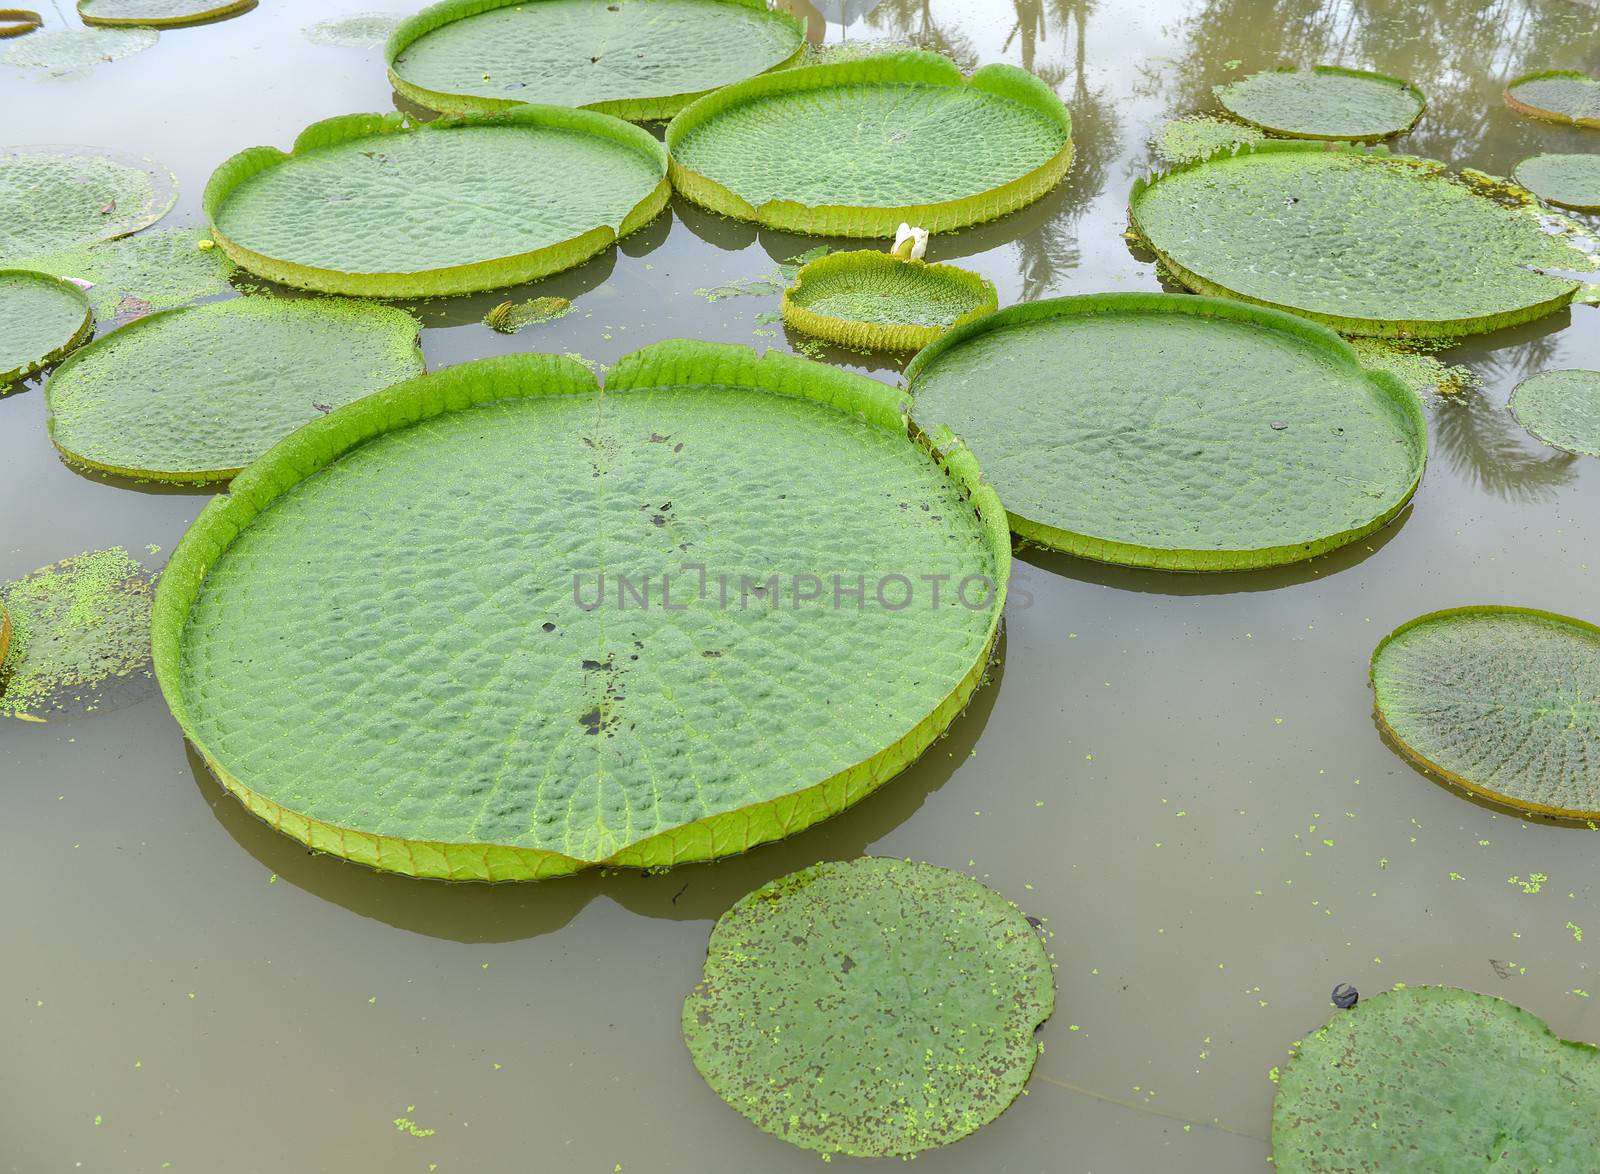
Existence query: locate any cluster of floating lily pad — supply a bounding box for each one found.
[4,2,1600,1165]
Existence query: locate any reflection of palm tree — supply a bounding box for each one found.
[1432,392,1577,502]
[865,0,977,69]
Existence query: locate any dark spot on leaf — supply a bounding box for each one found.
[541,622,556,633]
[1270,420,1288,431]
[578,708,601,734]
[1331,982,1359,1009]
[702,650,722,658]
[841,955,855,973]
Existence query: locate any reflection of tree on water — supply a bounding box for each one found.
[864,0,977,68]
[1432,393,1577,504]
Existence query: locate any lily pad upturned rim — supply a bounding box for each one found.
[1504,69,1600,128]
[1215,64,1427,140]
[0,268,94,385]
[664,51,1075,237]
[77,0,257,28]
[0,600,10,663]
[1511,153,1600,213]
[202,106,670,299]
[153,340,1011,881]
[385,0,806,122]
[0,8,41,36]
[1371,604,1600,821]
[905,291,1428,570]
[781,250,999,352]
[1509,368,1600,457]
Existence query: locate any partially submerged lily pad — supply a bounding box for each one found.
[388,0,805,121]
[1273,986,1600,1171]
[1214,66,1425,140]
[1150,114,1264,166]
[77,0,255,27]
[1130,143,1598,338]
[683,858,1053,1157]
[666,52,1074,237]
[1371,606,1600,819]
[14,227,235,319]
[153,342,1008,879]
[1505,69,1600,128]
[782,250,998,351]
[1509,369,1600,458]
[204,108,669,297]
[2,24,157,68]
[0,269,93,386]
[0,8,42,38]
[1512,153,1600,212]
[905,293,1427,570]
[46,297,424,482]
[0,147,177,260]
[0,547,155,721]
[483,295,573,333]
[304,13,399,47]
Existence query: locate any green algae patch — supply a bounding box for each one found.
[1130,143,1598,338]
[483,295,573,333]
[387,0,804,122]
[1506,70,1600,128]
[683,858,1053,1157]
[1348,339,1479,398]
[0,270,92,386]
[666,52,1074,237]
[78,0,254,27]
[1,148,177,261]
[781,250,997,352]
[204,107,668,298]
[0,547,155,721]
[1273,985,1600,1171]
[1513,153,1600,212]
[0,9,41,37]
[1150,114,1263,167]
[15,228,235,320]
[1214,66,1425,140]
[905,293,1426,570]
[46,297,424,483]
[2,24,156,68]
[304,13,398,47]
[1371,606,1600,819]
[1509,369,1600,458]
[153,341,1009,880]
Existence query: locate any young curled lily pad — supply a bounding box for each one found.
[1214,66,1425,140]
[683,858,1054,1157]
[1505,69,1600,128]
[1512,153,1600,212]
[1,147,177,260]
[781,250,998,351]
[1510,369,1600,458]
[1371,606,1600,819]
[77,0,255,28]
[1273,986,1600,1172]
[483,295,572,333]
[0,269,93,387]
[204,107,668,298]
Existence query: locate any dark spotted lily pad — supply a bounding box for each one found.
[1510,369,1600,458]
[0,269,92,387]
[781,250,998,351]
[683,858,1053,1157]
[1215,65,1425,140]
[1505,69,1600,128]
[1513,153,1600,212]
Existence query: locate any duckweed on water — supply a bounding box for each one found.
[1509,369,1600,458]
[1348,338,1479,398]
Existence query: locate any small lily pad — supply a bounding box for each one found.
[1,147,177,260]
[781,250,997,351]
[303,13,399,47]
[1509,369,1600,458]
[1372,606,1600,819]
[0,269,93,386]
[14,227,235,320]
[1505,69,1600,128]
[0,8,42,38]
[77,0,255,27]
[1214,66,1425,139]
[2,24,157,68]
[683,858,1053,1157]
[1512,153,1600,212]
[1150,114,1264,166]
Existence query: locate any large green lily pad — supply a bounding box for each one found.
[1371,606,1600,819]
[904,293,1427,570]
[666,52,1074,237]
[0,147,177,261]
[1510,369,1600,457]
[1273,985,1600,1171]
[153,342,1009,880]
[388,0,805,121]
[0,269,93,387]
[14,227,235,320]
[2,24,157,68]
[683,858,1053,1157]
[204,107,669,298]
[1513,153,1600,212]
[46,297,424,482]
[1506,70,1600,128]
[782,250,998,352]
[78,0,255,27]
[1214,66,1425,140]
[1129,143,1598,338]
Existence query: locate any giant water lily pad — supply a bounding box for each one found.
[683,858,1053,1157]
[1273,986,1600,1171]
[46,297,424,482]
[13,227,235,320]
[1513,153,1600,212]
[204,107,669,297]
[666,52,1074,237]
[1371,606,1600,819]
[1129,143,1598,338]
[0,269,92,386]
[2,24,156,68]
[1214,66,1425,140]
[388,0,805,121]
[905,294,1427,570]
[782,250,998,352]
[1,147,177,260]
[1510,369,1600,457]
[154,342,1009,879]
[1506,70,1600,128]
[78,0,255,27]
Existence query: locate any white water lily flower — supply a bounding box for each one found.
[892,223,928,261]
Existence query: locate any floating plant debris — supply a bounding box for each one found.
[77,0,255,28]
[2,24,157,69]
[0,147,177,260]
[0,269,92,386]
[153,342,1008,879]
[14,227,235,319]
[205,108,669,297]
[781,250,997,351]
[483,295,573,333]
[1348,338,1479,398]
[388,0,804,121]
[1512,153,1600,212]
[905,293,1427,570]
[1371,606,1600,819]
[1273,986,1600,1171]
[666,51,1074,237]
[303,12,399,48]
[683,858,1053,1157]
[1214,66,1425,139]
[1149,113,1263,166]
[1505,69,1600,128]
[1510,369,1600,458]
[1130,143,1598,338]
[0,8,41,37]
[46,297,424,482]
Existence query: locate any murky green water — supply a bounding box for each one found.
[5,1,1600,1169]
